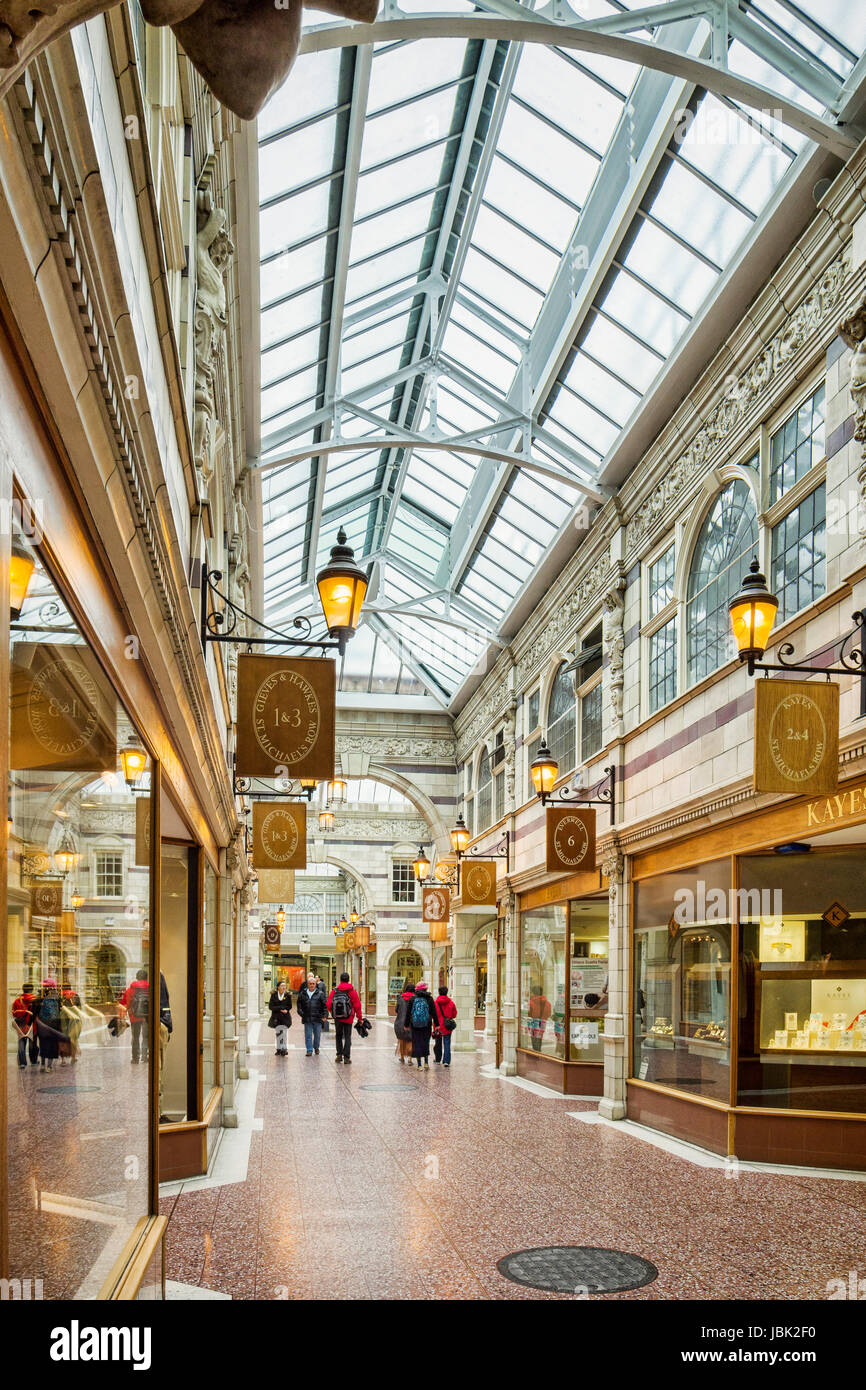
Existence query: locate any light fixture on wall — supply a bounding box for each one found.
[413,845,431,883]
[328,777,347,805]
[529,739,617,821]
[202,526,367,655]
[447,812,509,883]
[119,736,147,790]
[54,828,78,876]
[300,778,318,800]
[350,906,359,924]
[276,905,286,932]
[449,815,470,855]
[730,558,866,715]
[9,540,35,622]
[319,809,335,832]
[70,887,84,910]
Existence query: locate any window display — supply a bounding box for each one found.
[568,898,608,1061]
[738,850,866,1111]
[633,860,731,1100]
[203,862,218,1094]
[7,531,152,1297]
[520,904,566,1057]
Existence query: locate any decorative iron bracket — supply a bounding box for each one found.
[544,764,617,825]
[746,611,866,718]
[201,567,340,651]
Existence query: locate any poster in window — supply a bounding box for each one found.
[11,643,116,772]
[461,860,497,907]
[252,802,306,870]
[257,868,296,904]
[754,679,838,795]
[570,959,608,1009]
[546,807,595,873]
[236,655,335,780]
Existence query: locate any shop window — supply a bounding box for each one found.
[520,905,567,1058]
[95,849,125,898]
[771,483,826,622]
[203,862,218,1095]
[568,898,609,1061]
[391,859,416,904]
[686,479,758,685]
[547,664,576,777]
[633,860,731,1100]
[737,850,866,1113]
[649,617,677,713]
[387,948,423,1013]
[475,937,488,1016]
[476,749,492,832]
[7,530,152,1297]
[769,382,825,506]
[160,843,191,1123]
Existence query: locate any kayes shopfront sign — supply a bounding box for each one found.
[252,802,306,870]
[754,679,838,795]
[236,655,335,779]
[805,781,866,829]
[546,807,596,873]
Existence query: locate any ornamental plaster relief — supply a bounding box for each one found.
[838,296,866,543]
[336,734,455,762]
[333,816,429,841]
[514,549,612,688]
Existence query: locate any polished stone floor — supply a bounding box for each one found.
[159,1021,866,1300]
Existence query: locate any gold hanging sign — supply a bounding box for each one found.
[422,886,451,923]
[11,644,116,772]
[256,868,296,904]
[236,655,336,779]
[263,922,282,952]
[134,796,151,867]
[546,807,596,873]
[31,880,63,917]
[754,679,838,796]
[252,802,307,870]
[461,860,497,907]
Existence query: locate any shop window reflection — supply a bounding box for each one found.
[7,532,152,1297]
[519,905,567,1058]
[203,863,217,1094]
[568,898,609,1062]
[160,845,189,1121]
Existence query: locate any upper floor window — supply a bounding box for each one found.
[771,483,826,623]
[577,623,603,761]
[686,479,758,685]
[476,749,492,833]
[95,851,124,899]
[525,687,541,799]
[492,729,505,822]
[391,859,416,905]
[648,545,675,618]
[547,664,576,777]
[769,383,825,506]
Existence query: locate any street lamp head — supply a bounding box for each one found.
[413,845,431,883]
[300,777,318,800]
[9,541,35,622]
[319,808,335,832]
[276,905,286,932]
[530,738,559,802]
[328,777,347,805]
[450,814,470,856]
[729,558,778,666]
[316,528,367,653]
[350,906,359,924]
[119,736,147,790]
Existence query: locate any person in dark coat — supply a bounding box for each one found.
[296,972,328,1056]
[393,983,415,1063]
[11,982,38,1068]
[268,980,292,1056]
[408,981,437,1068]
[33,980,64,1070]
[326,973,363,1064]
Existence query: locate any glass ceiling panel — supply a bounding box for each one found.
[261,325,323,390]
[622,221,716,316]
[345,236,427,307]
[440,321,516,395]
[651,161,752,266]
[258,50,342,140]
[355,141,448,219]
[675,95,792,214]
[360,84,464,170]
[260,234,330,308]
[262,285,325,351]
[350,193,437,266]
[460,248,543,331]
[366,38,468,114]
[511,44,623,153]
[259,114,339,205]
[496,103,598,206]
[260,182,335,261]
[471,204,559,294]
[341,309,411,371]
[484,156,578,253]
[600,274,690,358]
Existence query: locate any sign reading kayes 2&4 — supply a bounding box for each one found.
[754,679,838,796]
[236,655,335,780]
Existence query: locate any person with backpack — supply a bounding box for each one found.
[408,981,437,1069]
[393,981,415,1063]
[121,969,150,1063]
[32,980,64,1070]
[326,972,363,1064]
[296,971,328,1056]
[433,985,457,1067]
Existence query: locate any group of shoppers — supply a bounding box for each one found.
[394,982,457,1068]
[11,979,83,1069]
[268,972,366,1063]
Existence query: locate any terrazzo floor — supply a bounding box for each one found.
[159,1022,866,1301]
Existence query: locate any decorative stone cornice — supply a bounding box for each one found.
[331,815,429,842]
[338,734,455,762]
[513,549,612,688]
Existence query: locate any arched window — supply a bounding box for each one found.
[476,749,492,832]
[687,480,758,685]
[547,663,576,775]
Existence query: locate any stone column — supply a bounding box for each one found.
[599,844,627,1121]
[451,912,477,1052]
[237,882,251,1080]
[499,885,518,1075]
[220,865,239,1128]
[484,930,498,1039]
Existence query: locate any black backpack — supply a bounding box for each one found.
[332,989,353,1022]
[128,987,149,1020]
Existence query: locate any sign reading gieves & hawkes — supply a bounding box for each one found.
[236,655,335,780]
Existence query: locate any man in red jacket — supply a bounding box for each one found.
[433,986,457,1067]
[326,972,363,1065]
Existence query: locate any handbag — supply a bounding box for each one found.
[443,1016,457,1032]
[267,1016,277,1029]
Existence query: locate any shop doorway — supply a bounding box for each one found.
[388,948,423,1014]
[85,943,125,1005]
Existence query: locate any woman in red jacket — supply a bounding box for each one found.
[433,986,457,1067]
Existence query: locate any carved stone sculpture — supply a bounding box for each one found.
[839,300,866,543]
[194,190,233,490]
[602,579,626,729]
[0,0,378,123]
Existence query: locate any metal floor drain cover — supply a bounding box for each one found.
[498,1246,658,1294]
[359,1084,418,1092]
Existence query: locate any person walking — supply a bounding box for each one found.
[296,972,328,1056]
[327,972,363,1064]
[11,982,38,1068]
[393,981,415,1064]
[408,981,437,1069]
[527,984,551,1053]
[32,980,64,1071]
[121,969,150,1063]
[433,985,457,1066]
[268,979,293,1056]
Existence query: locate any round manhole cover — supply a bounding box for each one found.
[359,1084,418,1092]
[497,1246,658,1294]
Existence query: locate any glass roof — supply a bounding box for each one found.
[255,0,866,708]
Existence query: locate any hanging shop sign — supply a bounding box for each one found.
[134,796,151,867]
[754,679,838,796]
[546,807,596,873]
[256,868,296,905]
[422,886,451,923]
[263,922,282,952]
[461,860,497,907]
[31,880,63,917]
[11,644,116,772]
[236,654,336,779]
[252,802,307,871]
